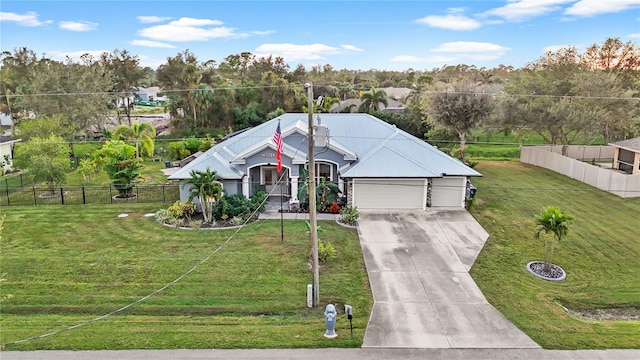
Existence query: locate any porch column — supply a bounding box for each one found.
[338,178,344,197]
[290,176,299,201]
[633,152,640,175]
[242,175,250,198]
[612,148,619,170]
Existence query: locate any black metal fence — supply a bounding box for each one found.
[0,184,180,206]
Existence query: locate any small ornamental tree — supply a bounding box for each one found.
[184,168,222,223]
[14,134,70,194]
[535,206,574,273]
[94,140,142,198]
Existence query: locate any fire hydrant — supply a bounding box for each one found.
[324,304,338,338]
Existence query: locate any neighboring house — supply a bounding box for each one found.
[330,98,406,114]
[610,137,640,175]
[169,113,480,210]
[0,135,21,173]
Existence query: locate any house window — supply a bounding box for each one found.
[307,162,332,182]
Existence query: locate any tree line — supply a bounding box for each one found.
[0,37,638,151]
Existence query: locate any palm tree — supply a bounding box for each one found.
[193,84,214,127]
[184,168,222,223]
[112,122,156,158]
[535,206,574,273]
[358,86,388,113]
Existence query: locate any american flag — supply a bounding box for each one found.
[273,121,283,172]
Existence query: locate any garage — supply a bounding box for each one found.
[352,178,427,209]
[430,177,466,207]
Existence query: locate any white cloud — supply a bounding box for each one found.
[0,11,52,26]
[482,0,574,21]
[432,41,510,61]
[138,17,244,41]
[137,55,166,70]
[254,43,360,61]
[629,33,640,38]
[129,40,177,48]
[415,14,482,31]
[341,44,364,52]
[137,16,171,24]
[250,30,276,36]
[565,0,640,16]
[59,21,98,32]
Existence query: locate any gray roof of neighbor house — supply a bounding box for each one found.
[0,135,21,144]
[610,137,640,152]
[168,113,481,180]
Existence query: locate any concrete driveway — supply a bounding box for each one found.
[358,209,540,349]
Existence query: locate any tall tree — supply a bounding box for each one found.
[358,86,388,112]
[112,122,156,158]
[428,81,492,154]
[101,49,145,125]
[10,53,114,137]
[13,134,70,194]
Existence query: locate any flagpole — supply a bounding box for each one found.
[280,175,284,243]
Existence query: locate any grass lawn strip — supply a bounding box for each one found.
[470,161,640,349]
[0,204,371,350]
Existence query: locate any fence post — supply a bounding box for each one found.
[109,186,113,203]
[33,186,36,205]
[5,185,9,205]
[162,185,166,203]
[136,186,139,203]
[82,186,86,204]
[20,174,24,188]
[60,188,65,205]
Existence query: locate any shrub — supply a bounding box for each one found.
[167,200,196,221]
[230,216,244,226]
[318,240,337,262]
[339,206,359,225]
[155,208,174,224]
[328,202,340,214]
[190,219,203,229]
[250,190,267,212]
[213,197,229,220]
[225,193,251,218]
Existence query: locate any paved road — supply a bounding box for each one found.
[357,209,539,349]
[3,348,640,360]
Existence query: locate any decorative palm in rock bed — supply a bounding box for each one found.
[528,205,573,282]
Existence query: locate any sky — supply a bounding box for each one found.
[1,0,639,72]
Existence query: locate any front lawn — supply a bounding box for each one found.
[0,204,371,350]
[470,161,640,349]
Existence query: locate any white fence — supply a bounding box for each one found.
[521,146,640,198]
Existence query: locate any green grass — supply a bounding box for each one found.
[0,204,371,349]
[470,161,640,349]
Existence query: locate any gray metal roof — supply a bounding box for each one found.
[169,113,481,180]
[610,137,640,152]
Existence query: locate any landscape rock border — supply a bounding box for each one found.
[526,261,566,282]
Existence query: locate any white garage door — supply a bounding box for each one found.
[431,177,466,208]
[353,179,426,209]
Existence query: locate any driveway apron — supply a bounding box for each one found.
[358,209,540,349]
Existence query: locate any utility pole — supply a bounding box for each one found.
[305,82,319,307]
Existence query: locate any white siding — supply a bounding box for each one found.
[431,177,466,208]
[353,179,426,209]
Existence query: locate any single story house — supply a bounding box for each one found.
[169,113,481,210]
[0,135,21,173]
[610,137,640,175]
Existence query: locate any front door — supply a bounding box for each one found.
[262,166,289,195]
